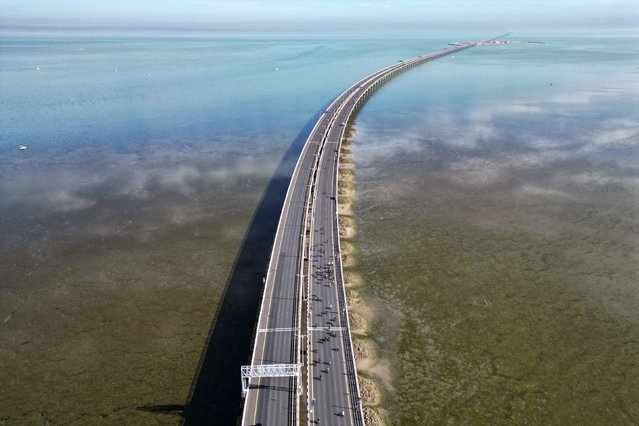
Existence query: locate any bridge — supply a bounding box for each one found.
[241,39,486,426]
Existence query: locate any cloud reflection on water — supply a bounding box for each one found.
[1,147,278,212]
[356,87,639,196]
[0,144,280,257]
[352,84,639,255]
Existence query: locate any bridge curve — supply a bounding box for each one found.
[241,39,484,426]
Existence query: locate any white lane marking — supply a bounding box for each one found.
[258,327,299,333]
[309,327,346,332]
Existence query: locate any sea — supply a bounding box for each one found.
[0,28,637,424]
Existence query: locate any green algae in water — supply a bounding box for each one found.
[0,214,249,425]
[349,35,639,425]
[356,214,638,424]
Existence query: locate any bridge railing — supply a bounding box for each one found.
[243,39,481,426]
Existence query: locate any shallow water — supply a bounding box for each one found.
[0,33,452,424]
[351,35,639,424]
[1,30,637,424]
[0,31,483,424]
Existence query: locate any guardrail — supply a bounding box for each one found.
[242,39,482,426]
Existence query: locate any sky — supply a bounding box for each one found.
[1,0,638,30]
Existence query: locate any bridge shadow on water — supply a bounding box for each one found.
[137,109,326,425]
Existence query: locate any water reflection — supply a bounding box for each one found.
[351,40,639,424]
[0,140,277,423]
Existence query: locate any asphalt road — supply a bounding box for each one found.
[242,41,481,426]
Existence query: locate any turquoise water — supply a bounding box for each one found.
[0,34,459,255]
[0,30,637,423]
[0,34,452,151]
[0,33,459,249]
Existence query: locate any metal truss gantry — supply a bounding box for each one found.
[241,363,301,396]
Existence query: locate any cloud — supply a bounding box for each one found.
[590,127,639,149]
[0,169,103,213]
[543,88,629,107]
[469,103,544,122]
[353,84,639,199]
[350,124,424,165]
[567,171,639,187]
[0,147,279,226]
[157,165,202,195]
[39,190,97,213]
[168,204,209,225]
[447,157,502,185]
[518,184,568,198]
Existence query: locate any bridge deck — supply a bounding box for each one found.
[242,39,485,426]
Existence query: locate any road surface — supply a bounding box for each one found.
[242,39,486,426]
